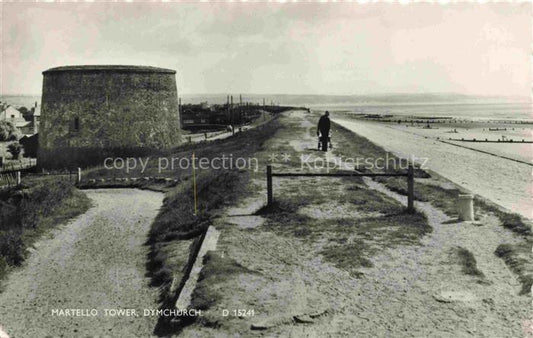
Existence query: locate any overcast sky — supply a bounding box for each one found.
[1,2,531,97]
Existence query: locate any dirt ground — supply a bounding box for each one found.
[0,189,164,337]
[180,111,532,337]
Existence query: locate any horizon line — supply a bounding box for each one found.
[1,92,530,99]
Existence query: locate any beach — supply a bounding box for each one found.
[333,117,532,219]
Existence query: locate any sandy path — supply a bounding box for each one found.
[0,189,163,338]
[333,118,532,219]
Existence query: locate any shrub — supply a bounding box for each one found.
[18,180,78,228]
[0,180,91,272]
[0,230,25,266]
[0,256,7,278]
[7,131,20,142]
[0,121,17,141]
[7,142,22,160]
[0,200,17,230]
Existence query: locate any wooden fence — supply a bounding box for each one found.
[0,158,37,173]
[0,171,20,189]
[266,164,415,213]
[0,168,81,190]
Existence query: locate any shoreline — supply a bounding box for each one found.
[333,117,531,219]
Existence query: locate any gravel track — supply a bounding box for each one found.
[0,189,163,338]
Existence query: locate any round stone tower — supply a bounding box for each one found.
[38,65,181,168]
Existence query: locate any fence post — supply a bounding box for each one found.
[407,165,414,213]
[77,168,81,184]
[266,165,273,206]
[16,171,21,186]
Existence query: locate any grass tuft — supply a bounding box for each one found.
[453,246,485,278]
[320,240,373,278]
[495,243,532,295]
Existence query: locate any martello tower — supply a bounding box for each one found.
[38,65,181,167]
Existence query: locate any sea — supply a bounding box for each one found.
[0,95,41,109]
[307,102,532,121]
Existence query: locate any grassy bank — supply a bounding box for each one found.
[374,173,531,237]
[0,179,91,282]
[249,115,431,278]
[135,118,282,335]
[330,119,532,294]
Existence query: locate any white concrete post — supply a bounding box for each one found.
[77,168,81,184]
[16,171,21,186]
[457,194,474,221]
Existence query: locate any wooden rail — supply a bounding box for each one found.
[266,165,415,213]
[0,171,19,189]
[0,168,82,190]
[0,158,37,174]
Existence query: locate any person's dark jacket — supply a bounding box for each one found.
[317,115,330,136]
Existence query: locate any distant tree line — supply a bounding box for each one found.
[18,106,36,122]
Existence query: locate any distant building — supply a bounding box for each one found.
[19,120,37,135]
[179,101,263,132]
[31,102,40,134]
[0,105,28,131]
[180,105,229,131]
[0,103,40,135]
[1,105,23,122]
